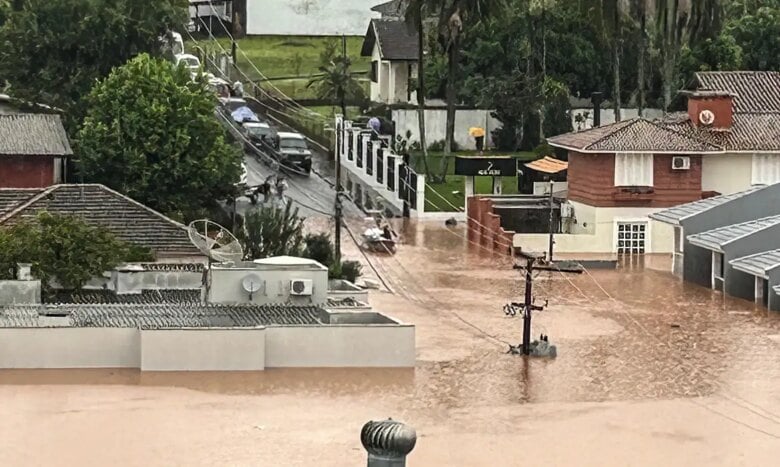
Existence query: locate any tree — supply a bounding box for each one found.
[77,54,242,217]
[0,212,152,290]
[240,203,305,259]
[724,1,780,71]
[405,0,431,177]
[307,38,365,118]
[434,0,505,181]
[0,0,186,130]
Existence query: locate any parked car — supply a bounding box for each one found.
[242,121,278,150]
[277,132,313,175]
[218,97,247,118]
[174,53,201,79]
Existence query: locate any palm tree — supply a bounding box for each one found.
[435,0,505,181]
[306,48,365,119]
[405,0,431,177]
[654,0,724,111]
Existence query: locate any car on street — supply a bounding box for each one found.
[219,97,247,114]
[277,132,313,175]
[174,53,201,79]
[241,121,278,150]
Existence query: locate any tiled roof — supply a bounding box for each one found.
[371,0,406,17]
[729,249,780,278]
[326,297,368,308]
[687,215,780,251]
[361,19,418,61]
[548,118,721,153]
[124,262,205,273]
[0,304,324,328]
[661,113,780,152]
[649,185,765,225]
[0,114,73,156]
[695,71,780,113]
[0,184,201,257]
[51,289,202,305]
[0,188,43,213]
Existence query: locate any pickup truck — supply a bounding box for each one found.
[277,132,313,175]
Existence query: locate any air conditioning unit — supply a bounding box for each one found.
[672,156,691,170]
[290,279,313,296]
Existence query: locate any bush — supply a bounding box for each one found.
[304,232,335,267]
[427,140,460,152]
[340,260,363,283]
[533,142,554,157]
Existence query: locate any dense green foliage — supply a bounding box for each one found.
[417,0,780,151]
[0,212,153,290]
[302,232,363,282]
[77,54,242,217]
[307,39,367,115]
[0,0,186,128]
[241,203,306,259]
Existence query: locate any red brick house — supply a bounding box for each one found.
[513,71,780,255]
[0,114,72,188]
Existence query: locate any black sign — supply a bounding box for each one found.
[454,157,517,177]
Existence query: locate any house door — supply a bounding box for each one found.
[616,222,647,255]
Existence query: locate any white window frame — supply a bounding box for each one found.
[614,219,649,255]
[751,153,780,186]
[614,153,654,187]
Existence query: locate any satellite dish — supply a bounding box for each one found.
[187,219,244,263]
[242,273,262,293]
[699,110,715,126]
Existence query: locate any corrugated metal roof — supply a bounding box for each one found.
[729,249,780,278]
[687,215,780,251]
[0,304,324,328]
[524,156,568,174]
[649,185,765,225]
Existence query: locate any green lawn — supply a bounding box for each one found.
[189,36,370,100]
[411,151,538,212]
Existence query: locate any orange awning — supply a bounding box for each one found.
[524,156,568,174]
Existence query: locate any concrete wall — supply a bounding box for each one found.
[245,0,378,36]
[0,328,139,368]
[0,280,41,305]
[328,279,369,303]
[512,202,674,254]
[208,267,328,305]
[140,329,266,371]
[264,325,415,368]
[392,108,502,150]
[702,153,752,195]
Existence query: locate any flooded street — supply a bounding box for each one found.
[1,220,780,466]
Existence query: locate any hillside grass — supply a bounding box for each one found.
[193,36,370,100]
[411,151,538,212]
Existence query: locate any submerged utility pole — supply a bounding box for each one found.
[547,179,555,262]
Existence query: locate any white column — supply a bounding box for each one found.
[415,173,426,213]
[755,276,764,304]
[464,176,475,212]
[492,176,502,195]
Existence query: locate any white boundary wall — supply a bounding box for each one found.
[392,108,501,150]
[0,324,415,370]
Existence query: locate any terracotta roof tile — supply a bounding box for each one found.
[548,118,721,153]
[0,184,201,257]
[695,71,780,113]
[0,114,73,156]
[661,113,780,152]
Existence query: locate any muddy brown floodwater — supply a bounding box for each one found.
[2,220,780,466]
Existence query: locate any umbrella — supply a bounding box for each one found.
[469,127,485,137]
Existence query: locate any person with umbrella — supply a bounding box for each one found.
[469,126,486,154]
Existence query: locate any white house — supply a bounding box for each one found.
[361,19,418,105]
[511,71,780,256]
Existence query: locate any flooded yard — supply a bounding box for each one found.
[1,221,779,466]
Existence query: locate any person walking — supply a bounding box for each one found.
[469,127,486,154]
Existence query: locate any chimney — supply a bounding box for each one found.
[361,419,417,467]
[591,92,603,128]
[685,91,735,129]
